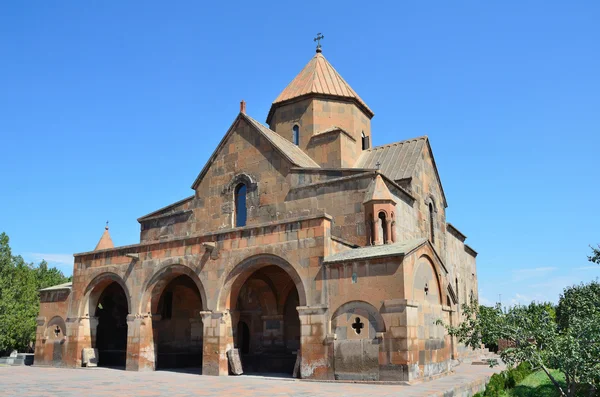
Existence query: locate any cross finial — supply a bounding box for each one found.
[314,33,324,53]
[375,161,381,170]
[105,220,109,230]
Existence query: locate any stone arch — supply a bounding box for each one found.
[79,272,131,318]
[45,316,67,339]
[412,254,443,305]
[425,195,438,213]
[330,300,386,337]
[277,279,297,313]
[139,261,207,315]
[223,172,258,195]
[217,254,307,311]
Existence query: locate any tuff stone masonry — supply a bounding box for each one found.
[35,48,478,382]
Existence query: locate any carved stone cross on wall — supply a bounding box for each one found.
[54,325,61,337]
[351,317,364,335]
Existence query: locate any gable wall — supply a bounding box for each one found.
[445,229,478,315]
[409,144,447,255]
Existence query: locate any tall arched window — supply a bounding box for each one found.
[429,202,435,243]
[378,212,388,244]
[235,184,247,227]
[292,125,299,146]
[361,131,369,150]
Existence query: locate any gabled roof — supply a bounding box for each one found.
[355,136,427,181]
[267,52,373,123]
[243,114,320,168]
[324,238,427,264]
[355,136,447,207]
[40,282,72,292]
[191,113,319,189]
[94,226,114,251]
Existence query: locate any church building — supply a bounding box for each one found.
[34,42,479,382]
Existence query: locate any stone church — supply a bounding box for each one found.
[35,45,479,382]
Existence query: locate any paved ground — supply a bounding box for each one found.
[0,364,503,396]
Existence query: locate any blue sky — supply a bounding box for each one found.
[1,1,598,306]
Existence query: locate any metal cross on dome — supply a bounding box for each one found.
[314,33,324,52]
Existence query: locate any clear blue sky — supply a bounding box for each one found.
[1,1,598,306]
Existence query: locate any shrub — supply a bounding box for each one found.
[485,372,506,396]
[473,393,484,397]
[516,361,532,376]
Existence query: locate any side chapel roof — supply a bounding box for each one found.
[355,135,448,207]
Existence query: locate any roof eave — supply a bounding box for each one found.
[266,93,374,125]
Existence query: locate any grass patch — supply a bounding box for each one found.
[502,369,565,397]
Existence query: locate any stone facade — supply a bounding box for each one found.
[35,49,478,382]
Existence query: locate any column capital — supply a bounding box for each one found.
[296,305,328,315]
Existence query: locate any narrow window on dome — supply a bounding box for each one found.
[235,184,247,227]
[292,125,300,146]
[361,131,370,150]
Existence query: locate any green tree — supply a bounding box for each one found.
[0,232,70,355]
[589,244,600,265]
[440,289,600,397]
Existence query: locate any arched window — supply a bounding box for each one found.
[235,184,247,227]
[361,131,369,150]
[292,125,299,146]
[378,212,388,244]
[429,202,435,243]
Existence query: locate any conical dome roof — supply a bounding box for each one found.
[268,52,373,122]
[94,225,114,251]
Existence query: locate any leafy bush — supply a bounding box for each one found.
[472,393,484,397]
[485,372,506,396]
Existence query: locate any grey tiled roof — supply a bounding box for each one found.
[324,238,427,264]
[39,282,72,292]
[355,136,427,181]
[243,114,320,168]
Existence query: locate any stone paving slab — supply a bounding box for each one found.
[0,363,504,397]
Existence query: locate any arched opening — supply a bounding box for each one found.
[235,183,247,227]
[292,125,299,146]
[429,202,435,243]
[152,275,204,371]
[378,212,388,245]
[232,265,300,376]
[93,282,128,368]
[331,301,385,381]
[361,131,369,150]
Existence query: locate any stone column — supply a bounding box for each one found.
[297,305,330,380]
[63,315,95,368]
[125,313,155,371]
[385,219,392,244]
[390,221,397,243]
[201,310,232,376]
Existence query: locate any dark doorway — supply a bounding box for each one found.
[94,282,128,368]
[237,321,250,354]
[153,275,203,371]
[233,265,300,376]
